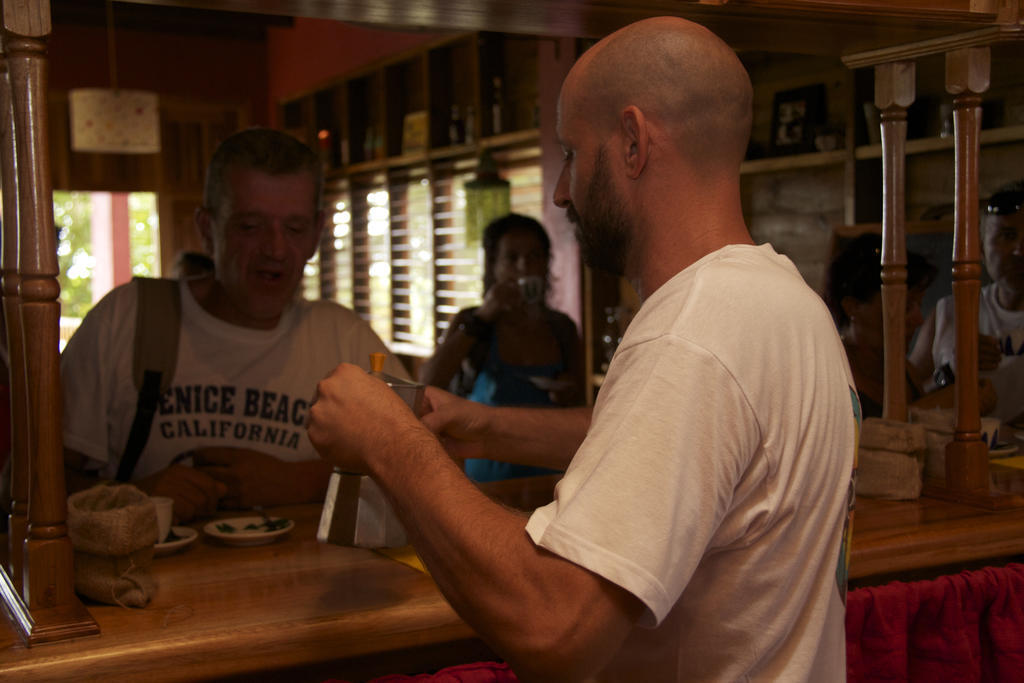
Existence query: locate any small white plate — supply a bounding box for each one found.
[203,516,294,546]
[527,376,575,392]
[155,526,198,557]
[990,443,1020,459]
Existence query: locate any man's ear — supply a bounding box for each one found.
[621,105,649,180]
[195,206,215,255]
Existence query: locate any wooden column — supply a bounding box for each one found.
[875,61,915,422]
[0,33,29,594]
[944,46,989,495]
[0,0,97,644]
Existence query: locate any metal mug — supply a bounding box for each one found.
[518,275,544,305]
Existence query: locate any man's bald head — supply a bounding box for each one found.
[564,17,753,173]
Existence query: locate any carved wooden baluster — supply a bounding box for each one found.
[944,46,989,494]
[2,0,96,643]
[875,61,915,423]
[0,32,29,593]
[4,0,74,613]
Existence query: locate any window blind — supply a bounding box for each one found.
[388,165,434,352]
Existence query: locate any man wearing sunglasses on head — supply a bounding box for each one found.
[910,179,1024,426]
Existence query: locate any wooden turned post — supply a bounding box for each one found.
[0,36,29,593]
[944,46,989,494]
[7,31,74,615]
[875,61,915,423]
[0,0,97,644]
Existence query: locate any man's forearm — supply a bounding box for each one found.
[371,424,638,680]
[478,405,591,469]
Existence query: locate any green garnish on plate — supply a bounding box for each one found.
[216,518,290,533]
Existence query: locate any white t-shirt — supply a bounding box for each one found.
[526,244,858,681]
[932,284,1024,423]
[62,279,409,480]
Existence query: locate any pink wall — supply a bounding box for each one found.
[266,18,446,125]
[539,38,581,328]
[48,24,270,125]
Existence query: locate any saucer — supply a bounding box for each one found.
[203,516,294,546]
[989,442,1019,459]
[527,376,575,392]
[155,526,198,557]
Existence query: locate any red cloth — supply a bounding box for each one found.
[846,563,1024,681]
[323,661,517,683]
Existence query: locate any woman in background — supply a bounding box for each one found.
[420,213,583,481]
[825,233,936,418]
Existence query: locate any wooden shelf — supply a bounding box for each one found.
[740,149,847,175]
[285,33,543,179]
[344,158,390,175]
[834,219,954,237]
[428,141,483,162]
[854,123,1024,160]
[739,125,1024,175]
[323,130,541,178]
[479,129,541,150]
[427,129,540,162]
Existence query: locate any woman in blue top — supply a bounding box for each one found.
[420,214,584,482]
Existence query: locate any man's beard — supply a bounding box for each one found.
[568,146,631,276]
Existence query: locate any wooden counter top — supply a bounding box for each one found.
[5,469,1024,679]
[0,504,476,682]
[0,477,556,681]
[850,487,1024,580]
[849,431,1024,580]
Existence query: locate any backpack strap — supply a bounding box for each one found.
[117,277,181,481]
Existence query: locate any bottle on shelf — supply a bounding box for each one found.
[339,137,350,166]
[316,128,332,171]
[373,127,385,159]
[464,104,476,144]
[449,104,464,145]
[362,125,375,161]
[491,76,504,135]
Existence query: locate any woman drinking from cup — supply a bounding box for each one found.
[420,213,583,481]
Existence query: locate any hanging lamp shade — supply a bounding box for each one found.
[68,2,160,154]
[69,88,160,154]
[464,149,510,246]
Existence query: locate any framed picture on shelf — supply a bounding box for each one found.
[401,111,429,155]
[770,84,825,155]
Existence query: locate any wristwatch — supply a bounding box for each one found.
[459,312,493,340]
[933,363,955,388]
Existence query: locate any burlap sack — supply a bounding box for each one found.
[855,418,928,500]
[910,407,955,480]
[856,448,925,499]
[858,417,928,453]
[67,483,158,607]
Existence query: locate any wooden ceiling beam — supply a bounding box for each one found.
[118,0,1003,56]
